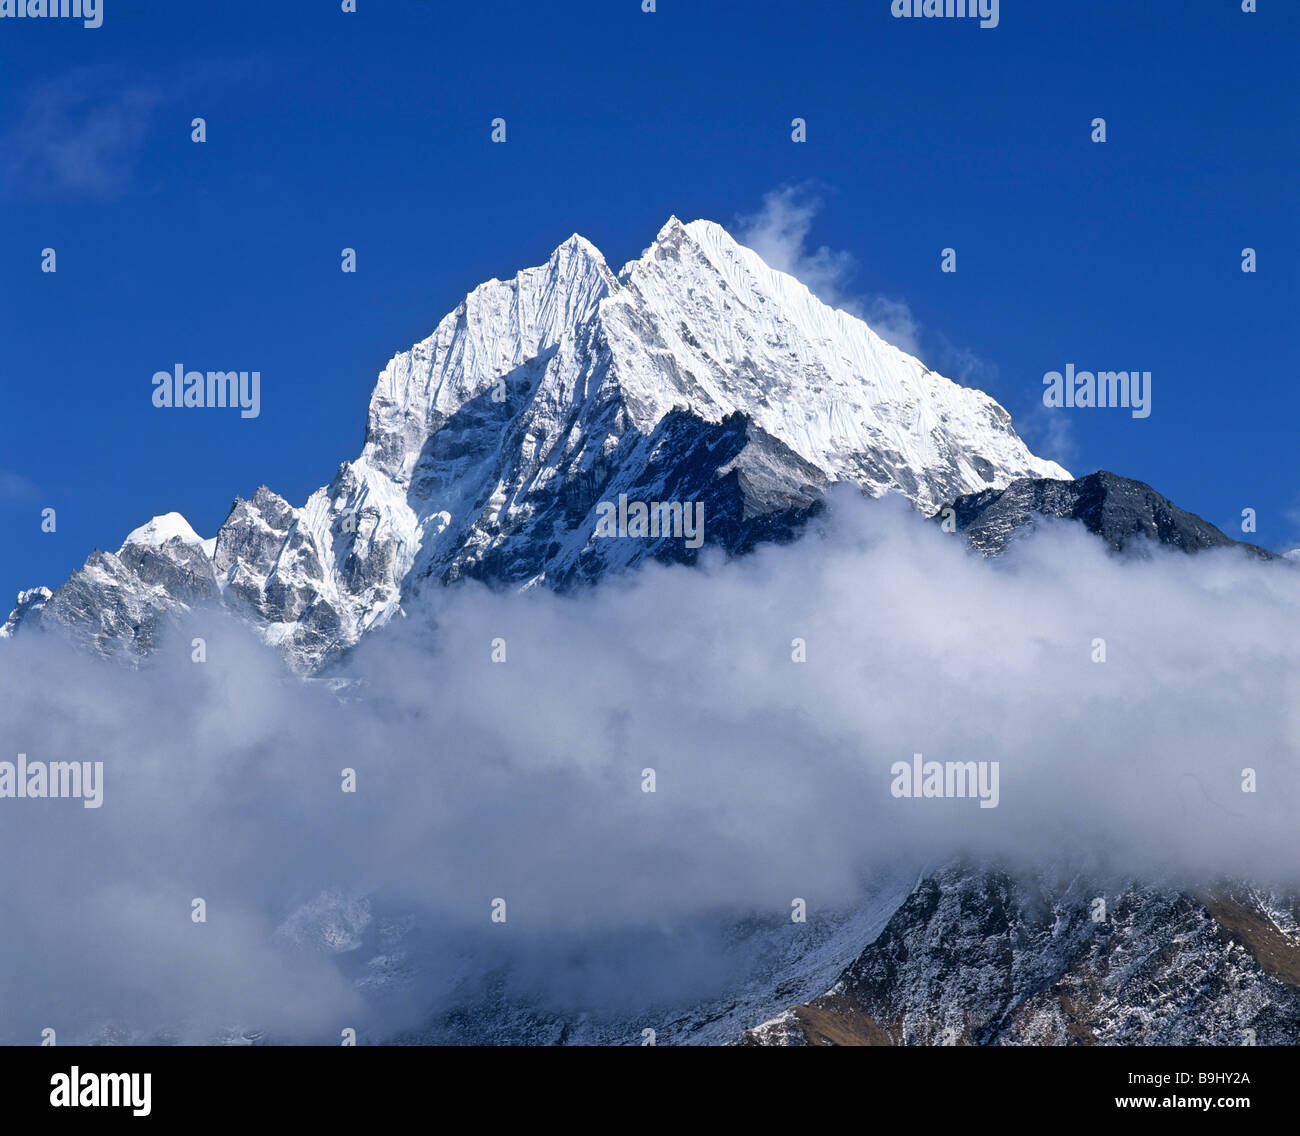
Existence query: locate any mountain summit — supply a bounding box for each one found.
[5,217,1067,668]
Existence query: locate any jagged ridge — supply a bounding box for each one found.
[4,217,1066,669]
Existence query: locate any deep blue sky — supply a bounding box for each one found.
[2,0,1296,607]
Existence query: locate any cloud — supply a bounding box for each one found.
[1015,401,1081,470]
[735,185,994,376]
[0,492,1297,1042]
[1,61,255,201]
[734,186,1072,469]
[2,67,167,200]
[858,295,923,358]
[735,184,861,313]
[0,470,40,506]
[1277,497,1300,555]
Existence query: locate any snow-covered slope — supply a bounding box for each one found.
[4,217,1067,668]
[0,586,50,640]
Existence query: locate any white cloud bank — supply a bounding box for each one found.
[0,490,1297,1042]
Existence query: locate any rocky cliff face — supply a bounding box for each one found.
[938,470,1271,559]
[742,863,1300,1046]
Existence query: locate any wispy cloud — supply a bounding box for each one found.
[735,183,861,314]
[2,66,166,200]
[0,470,40,506]
[2,60,255,201]
[735,183,972,371]
[1015,402,1081,471]
[734,184,1074,468]
[860,294,923,359]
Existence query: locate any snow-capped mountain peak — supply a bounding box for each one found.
[8,217,1068,668]
[118,512,205,553]
[606,216,1068,497]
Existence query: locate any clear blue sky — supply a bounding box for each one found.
[2,0,1296,607]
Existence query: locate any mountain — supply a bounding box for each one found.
[1,586,50,640]
[3,217,1067,669]
[6,514,219,659]
[732,475,1293,1049]
[9,218,1293,1048]
[741,863,1300,1046]
[938,470,1272,559]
